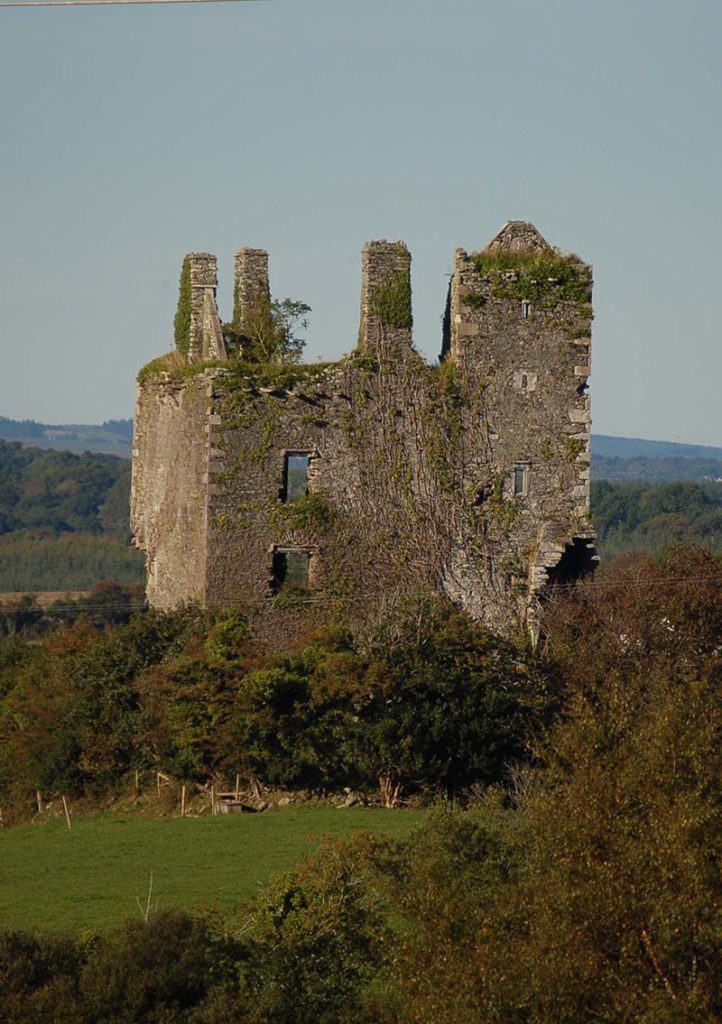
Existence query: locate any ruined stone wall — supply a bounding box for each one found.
[444,222,596,632]
[187,253,218,363]
[233,249,270,330]
[199,353,449,642]
[130,375,211,608]
[358,241,413,364]
[133,223,596,643]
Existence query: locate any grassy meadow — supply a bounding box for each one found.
[0,808,424,933]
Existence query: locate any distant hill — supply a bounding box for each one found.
[592,455,722,483]
[592,434,722,460]
[591,435,722,483]
[0,417,132,457]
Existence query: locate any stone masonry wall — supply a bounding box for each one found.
[133,223,596,644]
[130,375,211,608]
[233,249,270,332]
[187,253,218,364]
[445,222,596,633]
[358,241,413,364]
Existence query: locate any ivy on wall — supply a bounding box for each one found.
[173,256,192,356]
[371,271,413,329]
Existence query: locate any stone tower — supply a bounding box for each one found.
[131,222,597,643]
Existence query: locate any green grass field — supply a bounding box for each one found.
[0,808,425,933]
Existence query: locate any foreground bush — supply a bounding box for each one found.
[0,601,546,809]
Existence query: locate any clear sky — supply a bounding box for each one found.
[1,0,720,443]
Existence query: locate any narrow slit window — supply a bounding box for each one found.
[521,300,531,319]
[284,453,310,502]
[272,549,310,592]
[513,465,528,496]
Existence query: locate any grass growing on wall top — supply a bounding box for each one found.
[470,248,591,305]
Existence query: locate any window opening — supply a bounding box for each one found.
[513,464,528,496]
[521,300,531,319]
[271,549,310,592]
[283,453,311,502]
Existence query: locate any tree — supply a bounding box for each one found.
[239,840,386,1024]
[228,297,311,364]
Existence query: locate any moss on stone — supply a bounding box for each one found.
[371,271,413,329]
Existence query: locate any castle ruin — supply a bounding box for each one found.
[131,221,597,642]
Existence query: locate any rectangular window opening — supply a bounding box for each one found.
[513,464,529,497]
[283,453,311,502]
[271,549,310,593]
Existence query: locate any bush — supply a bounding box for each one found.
[80,911,234,1024]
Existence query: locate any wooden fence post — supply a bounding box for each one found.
[181,784,187,818]
[36,790,43,815]
[62,795,72,831]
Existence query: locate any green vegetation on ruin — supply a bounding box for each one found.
[371,270,413,329]
[137,353,336,393]
[136,351,226,385]
[223,360,334,393]
[470,247,592,305]
[173,256,192,356]
[564,436,585,462]
[486,475,520,529]
[271,491,333,532]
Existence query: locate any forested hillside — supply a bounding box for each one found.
[0,441,143,591]
[591,479,722,557]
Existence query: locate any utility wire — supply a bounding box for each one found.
[3,574,722,614]
[0,0,266,7]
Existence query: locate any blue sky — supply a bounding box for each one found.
[1,0,720,443]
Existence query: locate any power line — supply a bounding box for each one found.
[0,0,265,7]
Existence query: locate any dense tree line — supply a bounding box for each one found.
[0,441,130,536]
[0,598,549,810]
[0,441,143,591]
[592,479,722,557]
[1,547,719,1023]
[0,416,45,440]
